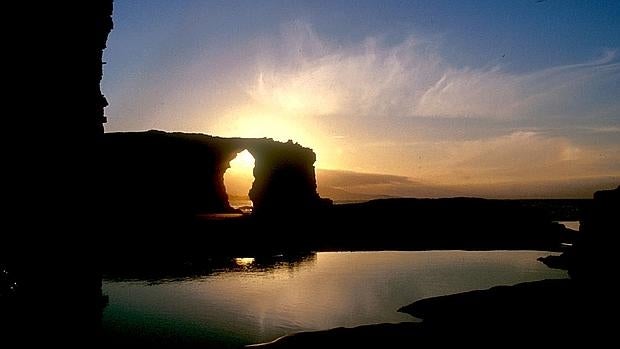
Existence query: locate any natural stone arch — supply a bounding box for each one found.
[102,131,331,218]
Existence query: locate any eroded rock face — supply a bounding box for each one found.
[245,139,325,215]
[102,131,329,219]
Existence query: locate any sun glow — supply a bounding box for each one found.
[224,150,255,198]
[206,66,346,170]
[211,104,340,170]
[231,149,255,169]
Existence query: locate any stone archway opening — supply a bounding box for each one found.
[224,149,255,213]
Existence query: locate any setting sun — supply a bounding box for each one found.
[212,104,339,169]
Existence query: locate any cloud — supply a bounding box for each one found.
[316,169,462,199]
[416,50,620,119]
[249,22,444,118]
[316,169,619,200]
[351,130,620,186]
[447,131,620,182]
[250,21,620,120]
[317,169,415,188]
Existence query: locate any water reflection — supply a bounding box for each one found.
[557,221,580,231]
[103,253,317,283]
[234,257,255,267]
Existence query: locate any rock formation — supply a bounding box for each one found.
[540,185,619,281]
[571,185,619,280]
[2,1,115,347]
[102,130,330,221]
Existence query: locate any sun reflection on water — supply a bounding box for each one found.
[234,257,256,267]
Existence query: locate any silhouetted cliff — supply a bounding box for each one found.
[2,1,114,347]
[102,130,329,223]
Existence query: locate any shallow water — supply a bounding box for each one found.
[557,220,580,231]
[103,250,567,347]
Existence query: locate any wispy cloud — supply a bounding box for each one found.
[316,169,462,199]
[250,21,620,120]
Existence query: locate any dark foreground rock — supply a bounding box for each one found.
[247,322,423,349]
[539,185,618,281]
[253,279,610,348]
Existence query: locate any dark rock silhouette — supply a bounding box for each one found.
[257,278,607,347]
[539,185,618,281]
[2,1,114,348]
[102,131,329,220]
[252,281,585,348]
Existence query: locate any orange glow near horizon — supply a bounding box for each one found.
[211,104,340,170]
[224,150,255,198]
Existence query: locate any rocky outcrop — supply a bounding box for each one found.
[253,278,606,348]
[540,185,618,281]
[251,280,584,348]
[246,139,328,215]
[2,1,115,347]
[102,130,329,221]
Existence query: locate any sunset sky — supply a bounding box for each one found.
[103,0,619,199]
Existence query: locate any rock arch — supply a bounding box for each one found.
[102,131,331,219]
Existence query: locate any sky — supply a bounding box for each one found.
[103,0,620,199]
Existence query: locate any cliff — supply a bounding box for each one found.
[1,1,115,347]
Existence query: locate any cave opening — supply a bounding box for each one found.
[223,149,255,213]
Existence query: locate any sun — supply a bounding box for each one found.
[209,86,343,170]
